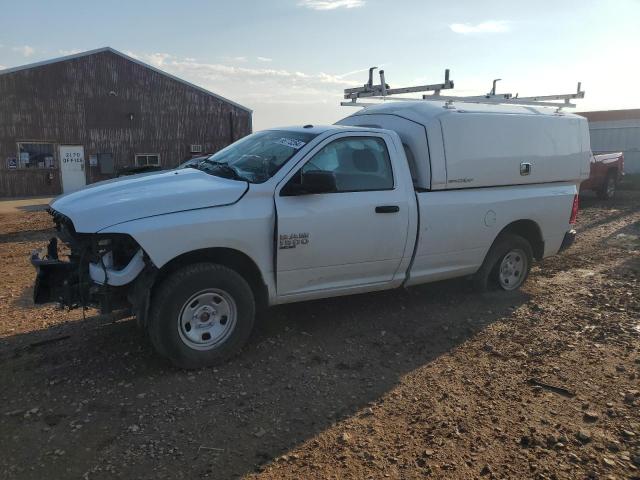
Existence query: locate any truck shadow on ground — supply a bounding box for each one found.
[0,229,53,245]
[0,276,529,479]
[16,204,50,212]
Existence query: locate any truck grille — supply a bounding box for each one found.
[47,208,76,234]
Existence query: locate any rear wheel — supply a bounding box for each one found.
[597,171,617,200]
[148,263,255,369]
[474,233,533,292]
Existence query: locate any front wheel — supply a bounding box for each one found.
[474,233,533,292]
[148,263,255,368]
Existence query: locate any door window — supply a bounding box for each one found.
[300,137,394,192]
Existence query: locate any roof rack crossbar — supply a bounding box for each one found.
[343,68,453,100]
[341,68,585,110]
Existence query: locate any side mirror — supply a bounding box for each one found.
[283,170,337,195]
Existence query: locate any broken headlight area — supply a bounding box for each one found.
[31,211,147,313]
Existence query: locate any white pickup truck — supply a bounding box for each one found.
[32,101,590,368]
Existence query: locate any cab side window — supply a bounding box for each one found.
[301,137,394,192]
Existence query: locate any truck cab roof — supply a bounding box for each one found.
[265,124,389,135]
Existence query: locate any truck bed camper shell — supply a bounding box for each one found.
[337,101,591,191]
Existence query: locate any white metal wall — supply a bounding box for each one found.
[588,119,640,173]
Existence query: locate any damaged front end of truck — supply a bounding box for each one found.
[31,208,156,320]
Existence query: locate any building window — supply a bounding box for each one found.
[135,154,160,166]
[16,142,56,169]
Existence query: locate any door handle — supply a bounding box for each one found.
[375,205,399,213]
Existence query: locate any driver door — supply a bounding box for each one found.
[275,133,410,299]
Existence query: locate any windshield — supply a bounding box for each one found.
[197,130,318,183]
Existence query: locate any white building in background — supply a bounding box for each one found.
[578,109,640,174]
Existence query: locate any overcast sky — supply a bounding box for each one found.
[1,0,639,130]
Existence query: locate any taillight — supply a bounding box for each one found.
[569,194,579,225]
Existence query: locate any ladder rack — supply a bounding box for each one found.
[341,68,585,110]
[343,67,454,99]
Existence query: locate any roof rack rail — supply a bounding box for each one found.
[341,68,585,110]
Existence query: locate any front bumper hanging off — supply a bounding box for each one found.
[31,238,83,306]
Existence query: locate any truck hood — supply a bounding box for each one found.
[50,169,248,232]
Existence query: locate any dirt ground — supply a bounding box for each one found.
[0,192,638,480]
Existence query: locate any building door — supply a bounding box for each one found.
[59,145,86,193]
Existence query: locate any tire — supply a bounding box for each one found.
[597,171,617,200]
[473,233,533,292]
[148,263,255,369]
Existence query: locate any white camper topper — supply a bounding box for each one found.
[336,101,591,190]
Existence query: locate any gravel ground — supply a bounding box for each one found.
[0,192,638,480]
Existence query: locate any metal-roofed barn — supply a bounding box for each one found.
[578,109,640,174]
[0,47,252,197]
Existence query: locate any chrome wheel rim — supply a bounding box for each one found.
[177,289,237,351]
[498,249,527,290]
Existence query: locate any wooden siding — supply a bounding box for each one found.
[0,50,251,196]
[0,169,62,197]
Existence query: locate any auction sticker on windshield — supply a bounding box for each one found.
[275,138,306,150]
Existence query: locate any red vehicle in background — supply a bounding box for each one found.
[580,152,624,199]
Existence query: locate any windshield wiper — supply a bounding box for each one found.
[202,162,248,182]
